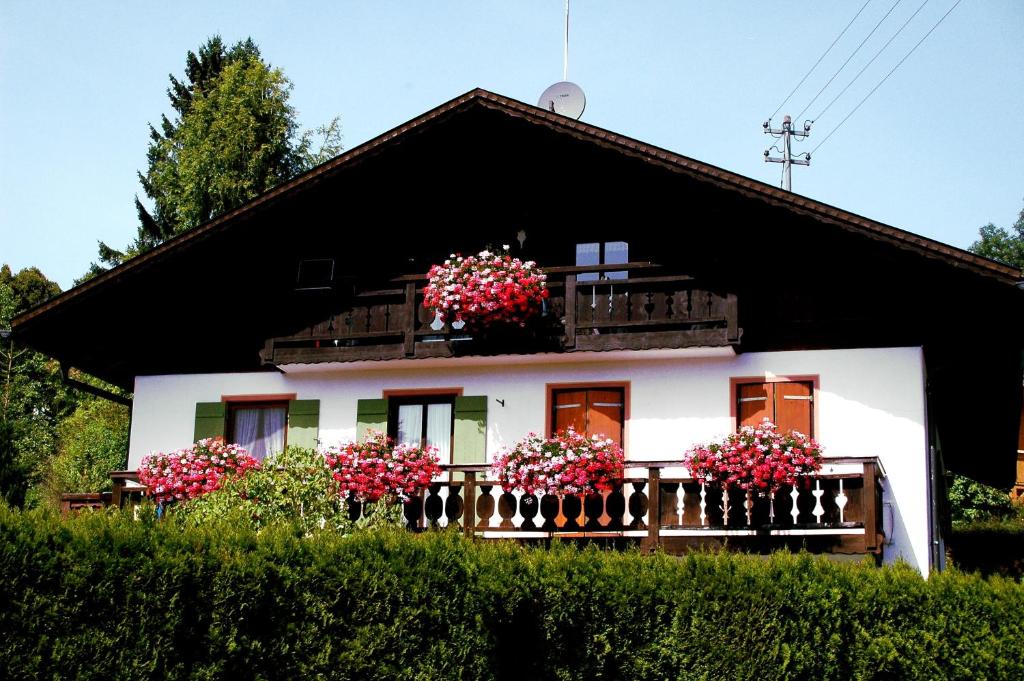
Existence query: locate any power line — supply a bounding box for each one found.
[810,0,963,156]
[768,0,874,122]
[814,0,931,123]
[795,0,905,122]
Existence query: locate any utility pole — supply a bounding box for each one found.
[763,115,811,192]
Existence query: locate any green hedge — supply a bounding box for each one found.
[948,518,1024,579]
[2,506,1023,680]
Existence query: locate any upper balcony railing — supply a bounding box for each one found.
[261,263,740,365]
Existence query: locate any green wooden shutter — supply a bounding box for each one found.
[287,399,320,450]
[194,402,226,442]
[356,398,388,442]
[453,396,487,464]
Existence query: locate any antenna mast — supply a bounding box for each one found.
[764,115,811,192]
[563,0,570,80]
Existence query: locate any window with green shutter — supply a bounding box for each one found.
[356,398,388,442]
[194,402,226,442]
[287,399,320,450]
[453,395,487,465]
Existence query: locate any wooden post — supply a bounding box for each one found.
[564,274,577,349]
[862,462,879,553]
[110,477,124,509]
[403,281,417,357]
[463,471,477,538]
[643,468,661,552]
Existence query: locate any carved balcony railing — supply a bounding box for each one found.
[260,262,740,365]
[346,457,887,556]
[107,457,884,555]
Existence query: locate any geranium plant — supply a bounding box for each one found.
[322,430,443,503]
[423,249,549,330]
[491,428,625,497]
[138,437,260,505]
[683,419,823,495]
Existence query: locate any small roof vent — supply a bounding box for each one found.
[296,258,335,291]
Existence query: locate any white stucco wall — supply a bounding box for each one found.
[129,346,929,571]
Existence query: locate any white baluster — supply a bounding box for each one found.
[623,484,635,527]
[836,479,848,524]
[721,489,731,527]
[437,485,450,528]
[790,485,800,524]
[699,482,707,527]
[535,488,546,528]
[812,479,825,524]
[511,489,525,529]
[430,310,445,331]
[489,487,502,528]
[675,483,685,526]
[641,481,650,530]
[744,490,753,526]
[769,490,776,524]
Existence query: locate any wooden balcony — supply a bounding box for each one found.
[261,263,740,365]
[356,457,887,556]
[108,457,885,556]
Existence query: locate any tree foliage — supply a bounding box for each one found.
[0,265,75,507]
[43,398,129,500]
[969,199,1024,271]
[91,36,342,275]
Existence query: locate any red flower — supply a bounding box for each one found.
[322,431,442,503]
[138,438,260,505]
[683,420,823,495]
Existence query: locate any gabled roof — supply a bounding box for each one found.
[12,87,1022,331]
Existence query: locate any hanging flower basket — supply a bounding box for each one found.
[683,419,823,495]
[138,437,260,505]
[423,249,549,332]
[491,428,625,497]
[322,430,442,503]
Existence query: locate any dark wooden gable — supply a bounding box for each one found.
[11,89,1024,486]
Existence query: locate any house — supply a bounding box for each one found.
[12,89,1024,573]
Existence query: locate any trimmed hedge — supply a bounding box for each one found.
[948,518,1024,579]
[2,506,1023,680]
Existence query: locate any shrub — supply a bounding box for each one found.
[948,474,1016,524]
[2,506,1023,680]
[46,398,128,496]
[171,446,357,534]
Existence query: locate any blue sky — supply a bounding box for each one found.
[2,1,1022,290]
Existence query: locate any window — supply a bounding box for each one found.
[227,401,288,461]
[576,241,628,281]
[387,395,455,462]
[549,386,626,447]
[735,379,815,436]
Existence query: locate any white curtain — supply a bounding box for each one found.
[425,403,452,462]
[264,408,286,459]
[232,407,287,461]
[397,404,423,447]
[233,408,261,457]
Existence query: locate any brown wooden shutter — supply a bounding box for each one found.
[553,390,587,435]
[1018,401,1024,452]
[588,389,624,446]
[775,381,813,436]
[737,383,772,428]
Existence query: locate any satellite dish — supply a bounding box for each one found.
[538,81,586,120]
